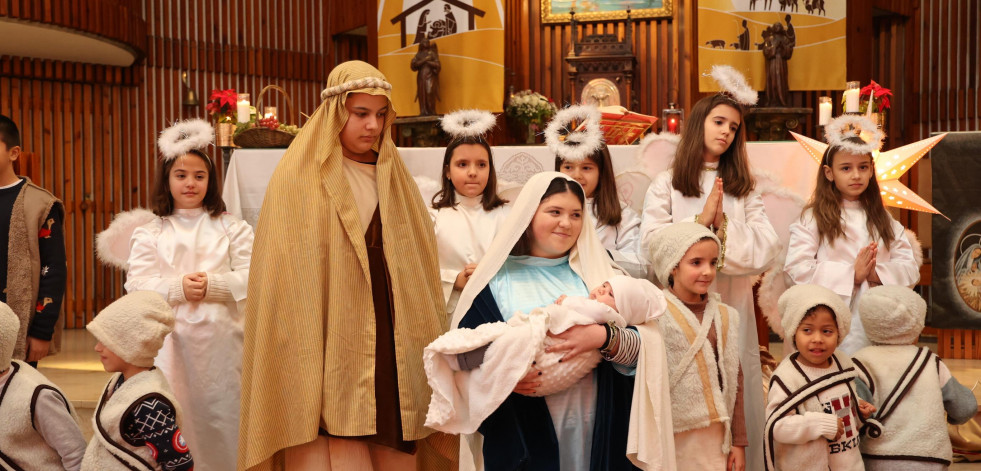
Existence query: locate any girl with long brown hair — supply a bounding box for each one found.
[784,134,919,354]
[639,67,779,471]
[431,109,510,313]
[556,141,649,278]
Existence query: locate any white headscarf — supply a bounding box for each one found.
[450,171,621,327]
[449,171,676,471]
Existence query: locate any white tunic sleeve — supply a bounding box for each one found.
[125,220,185,304]
[874,221,920,287]
[766,383,840,444]
[205,214,255,302]
[720,190,780,276]
[608,206,650,278]
[784,212,855,298]
[640,171,677,261]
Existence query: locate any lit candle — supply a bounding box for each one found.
[263,106,278,120]
[843,81,860,113]
[237,93,251,123]
[818,96,832,125]
[667,117,678,133]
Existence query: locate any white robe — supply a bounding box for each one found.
[587,198,649,278]
[430,193,510,313]
[125,208,253,471]
[640,166,779,471]
[784,200,919,353]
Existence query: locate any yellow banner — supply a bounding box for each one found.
[378,0,505,115]
[698,0,846,92]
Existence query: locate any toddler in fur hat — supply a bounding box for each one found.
[0,302,86,470]
[80,291,195,471]
[765,284,875,471]
[850,285,976,470]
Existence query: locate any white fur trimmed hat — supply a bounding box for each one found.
[0,302,18,368]
[859,285,926,345]
[777,284,851,349]
[648,222,720,286]
[87,291,175,368]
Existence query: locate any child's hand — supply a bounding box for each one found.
[834,417,845,441]
[727,446,745,471]
[514,366,541,396]
[713,180,725,230]
[858,399,877,419]
[854,243,877,284]
[182,273,207,302]
[699,178,723,228]
[556,295,568,305]
[453,263,477,290]
[866,243,881,285]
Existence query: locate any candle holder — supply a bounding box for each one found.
[843,81,860,113]
[662,103,683,134]
[263,106,278,120]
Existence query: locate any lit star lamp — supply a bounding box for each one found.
[789,130,949,217]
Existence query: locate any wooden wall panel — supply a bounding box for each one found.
[0,0,368,327]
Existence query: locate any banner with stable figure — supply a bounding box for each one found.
[378,0,505,116]
[698,0,846,94]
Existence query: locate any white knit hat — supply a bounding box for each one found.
[607,275,666,326]
[648,222,720,286]
[776,284,851,350]
[87,291,175,368]
[859,285,926,345]
[0,302,18,368]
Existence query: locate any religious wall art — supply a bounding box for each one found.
[541,0,672,23]
[931,132,981,329]
[698,0,845,94]
[379,0,505,115]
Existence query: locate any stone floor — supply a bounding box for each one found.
[36,330,981,468]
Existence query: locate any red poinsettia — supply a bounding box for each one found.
[860,80,892,112]
[206,89,237,122]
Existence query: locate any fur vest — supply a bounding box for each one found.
[659,291,740,454]
[852,346,952,465]
[765,353,861,471]
[7,181,62,361]
[81,369,183,471]
[0,360,76,469]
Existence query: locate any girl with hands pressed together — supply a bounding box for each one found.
[784,117,919,354]
[123,120,253,471]
[640,67,779,471]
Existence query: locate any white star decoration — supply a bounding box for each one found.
[41,266,49,276]
[790,131,948,218]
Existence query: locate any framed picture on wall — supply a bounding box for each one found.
[541,0,672,23]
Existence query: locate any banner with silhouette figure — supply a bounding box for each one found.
[698,0,846,94]
[379,0,505,116]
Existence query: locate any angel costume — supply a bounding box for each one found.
[588,198,649,278]
[125,208,253,471]
[640,163,779,471]
[431,193,510,313]
[452,172,676,471]
[784,202,920,353]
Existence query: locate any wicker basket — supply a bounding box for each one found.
[234,85,299,148]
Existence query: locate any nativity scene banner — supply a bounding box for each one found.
[698,0,846,93]
[379,0,505,116]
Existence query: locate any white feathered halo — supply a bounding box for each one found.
[96,208,158,270]
[545,105,604,162]
[824,114,884,157]
[709,65,758,106]
[441,109,496,140]
[157,119,215,162]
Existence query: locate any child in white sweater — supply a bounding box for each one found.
[766,284,876,471]
[0,302,85,471]
[851,285,976,470]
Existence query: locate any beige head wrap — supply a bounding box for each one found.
[239,61,446,470]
